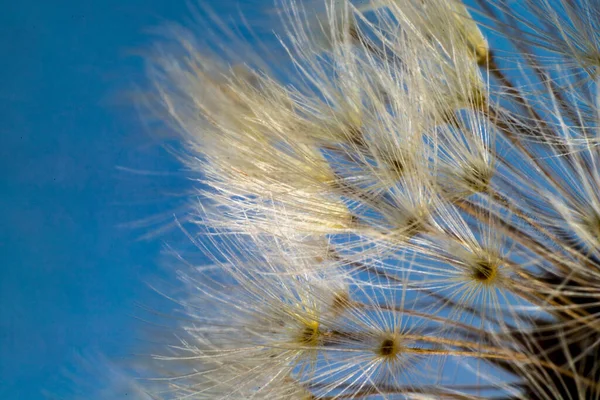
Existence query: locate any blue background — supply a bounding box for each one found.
[0,1,251,398]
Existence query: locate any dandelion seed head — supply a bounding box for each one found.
[135,0,600,398]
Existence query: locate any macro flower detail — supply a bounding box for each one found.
[136,0,600,398]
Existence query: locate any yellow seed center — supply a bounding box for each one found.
[298,321,321,346]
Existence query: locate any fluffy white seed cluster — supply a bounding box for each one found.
[135,0,600,399]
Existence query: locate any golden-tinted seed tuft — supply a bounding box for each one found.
[583,211,600,242]
[331,291,352,315]
[389,158,405,177]
[298,321,321,346]
[376,335,401,360]
[463,165,492,193]
[399,215,425,239]
[471,259,498,284]
[379,338,396,356]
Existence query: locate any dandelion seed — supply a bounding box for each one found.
[134,0,600,398]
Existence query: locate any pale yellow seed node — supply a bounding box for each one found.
[297,320,322,346]
[447,0,489,65]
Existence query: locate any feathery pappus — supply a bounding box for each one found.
[118,0,600,398]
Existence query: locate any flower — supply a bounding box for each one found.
[134,0,600,398]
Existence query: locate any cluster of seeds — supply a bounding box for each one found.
[138,1,600,399]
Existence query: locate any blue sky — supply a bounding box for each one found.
[0,1,252,398]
